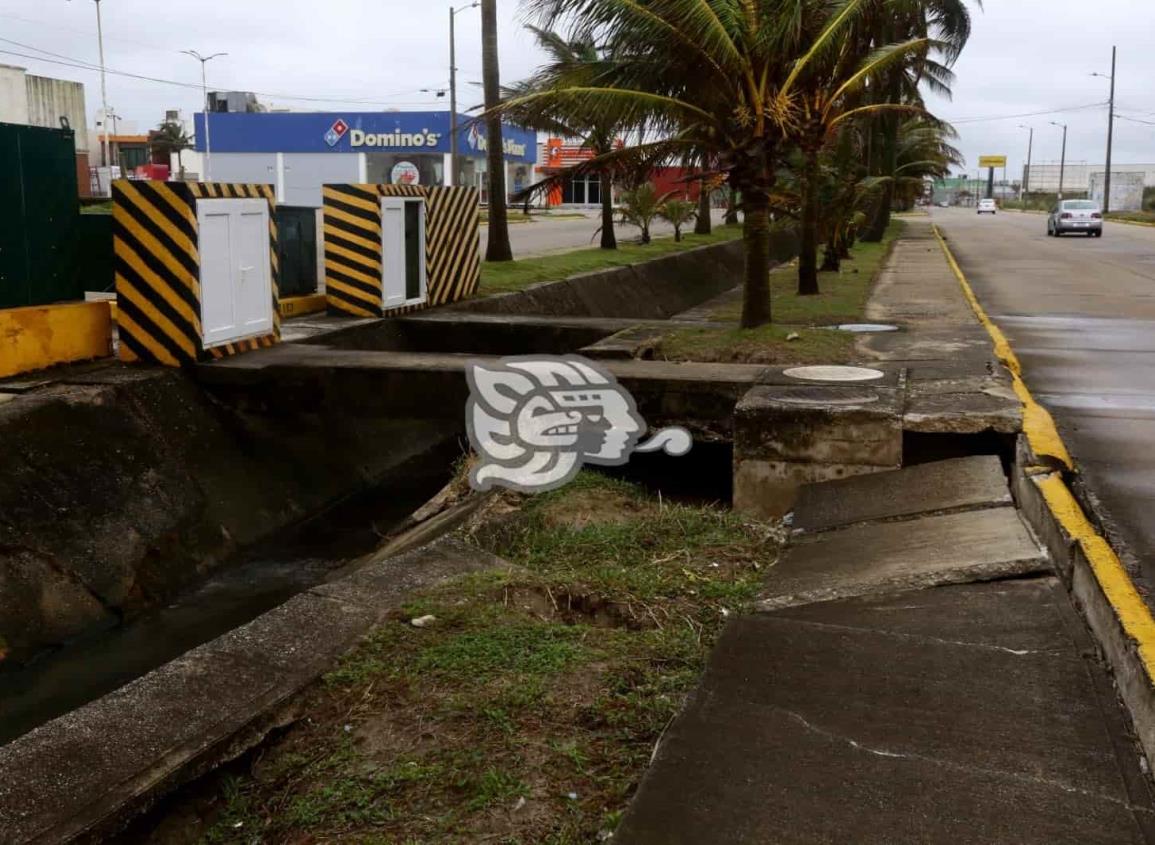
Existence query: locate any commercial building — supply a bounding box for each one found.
[192,110,536,207]
[1023,162,1155,195]
[0,64,90,195]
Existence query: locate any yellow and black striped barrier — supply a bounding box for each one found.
[113,180,280,366]
[321,184,480,318]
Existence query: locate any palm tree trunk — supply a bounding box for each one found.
[694,180,712,235]
[481,0,512,262]
[725,190,739,225]
[797,149,820,296]
[821,230,841,272]
[740,190,772,328]
[863,96,899,243]
[599,173,616,250]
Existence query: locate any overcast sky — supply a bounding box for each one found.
[1,0,1152,177]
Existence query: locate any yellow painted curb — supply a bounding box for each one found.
[931,225,1073,470]
[279,293,328,319]
[933,223,1155,711]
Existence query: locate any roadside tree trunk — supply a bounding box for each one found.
[821,229,841,272]
[599,173,616,250]
[797,148,821,296]
[481,0,513,262]
[725,190,740,225]
[694,179,712,235]
[740,189,772,328]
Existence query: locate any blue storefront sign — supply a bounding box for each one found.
[194,111,536,163]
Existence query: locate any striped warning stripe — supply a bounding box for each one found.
[426,187,480,305]
[113,181,201,366]
[324,185,383,317]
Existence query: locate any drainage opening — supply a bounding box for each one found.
[598,440,733,506]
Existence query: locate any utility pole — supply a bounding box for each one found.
[1051,121,1068,200]
[1093,47,1117,214]
[66,0,112,190]
[448,3,478,188]
[182,50,227,181]
[1019,125,1033,201]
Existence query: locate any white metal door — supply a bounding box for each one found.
[381,197,427,310]
[197,198,274,348]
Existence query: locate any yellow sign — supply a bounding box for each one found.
[979,155,1007,168]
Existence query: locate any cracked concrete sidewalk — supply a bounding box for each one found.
[613,455,1155,844]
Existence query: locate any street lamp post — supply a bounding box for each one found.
[1092,46,1117,214]
[449,2,479,188]
[182,50,227,181]
[1019,125,1033,202]
[1050,121,1068,200]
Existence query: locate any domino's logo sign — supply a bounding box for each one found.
[324,119,349,148]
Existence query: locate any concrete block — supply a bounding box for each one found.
[793,455,1011,532]
[735,384,903,467]
[733,383,903,519]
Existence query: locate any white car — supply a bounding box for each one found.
[977,199,997,215]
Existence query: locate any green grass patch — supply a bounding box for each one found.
[479,224,744,296]
[1106,211,1155,226]
[164,473,779,845]
[654,219,904,365]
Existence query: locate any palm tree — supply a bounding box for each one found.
[481,0,513,262]
[618,183,667,244]
[858,0,976,241]
[515,0,885,328]
[505,26,622,249]
[660,197,697,242]
[788,32,935,294]
[150,120,192,177]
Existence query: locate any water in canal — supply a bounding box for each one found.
[0,437,462,747]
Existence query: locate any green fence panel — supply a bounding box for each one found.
[0,122,84,308]
[76,213,114,293]
[276,205,318,297]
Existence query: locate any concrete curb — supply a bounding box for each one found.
[935,225,1155,767]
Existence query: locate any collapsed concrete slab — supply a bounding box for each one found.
[792,455,1012,532]
[759,507,1048,609]
[614,578,1155,845]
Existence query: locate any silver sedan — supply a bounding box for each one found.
[1047,200,1103,237]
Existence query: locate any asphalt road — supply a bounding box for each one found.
[933,207,1155,586]
[481,210,728,258]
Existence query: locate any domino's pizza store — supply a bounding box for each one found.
[193,111,537,208]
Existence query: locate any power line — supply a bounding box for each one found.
[0,42,438,108]
[1116,114,1155,127]
[949,102,1107,125]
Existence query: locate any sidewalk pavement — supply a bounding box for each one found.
[612,222,1155,844]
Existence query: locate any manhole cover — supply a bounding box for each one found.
[770,386,880,406]
[783,365,886,383]
[834,323,899,333]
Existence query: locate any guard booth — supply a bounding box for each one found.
[113,181,280,365]
[321,184,479,318]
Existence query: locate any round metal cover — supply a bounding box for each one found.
[770,386,880,406]
[835,323,899,333]
[783,365,886,383]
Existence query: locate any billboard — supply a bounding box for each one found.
[979,155,1007,168]
[1089,171,1145,212]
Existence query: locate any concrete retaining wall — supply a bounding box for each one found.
[0,369,458,665]
[448,233,797,319]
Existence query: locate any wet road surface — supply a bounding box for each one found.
[933,207,1155,588]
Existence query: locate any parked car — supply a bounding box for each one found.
[1047,200,1103,237]
[977,199,997,215]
